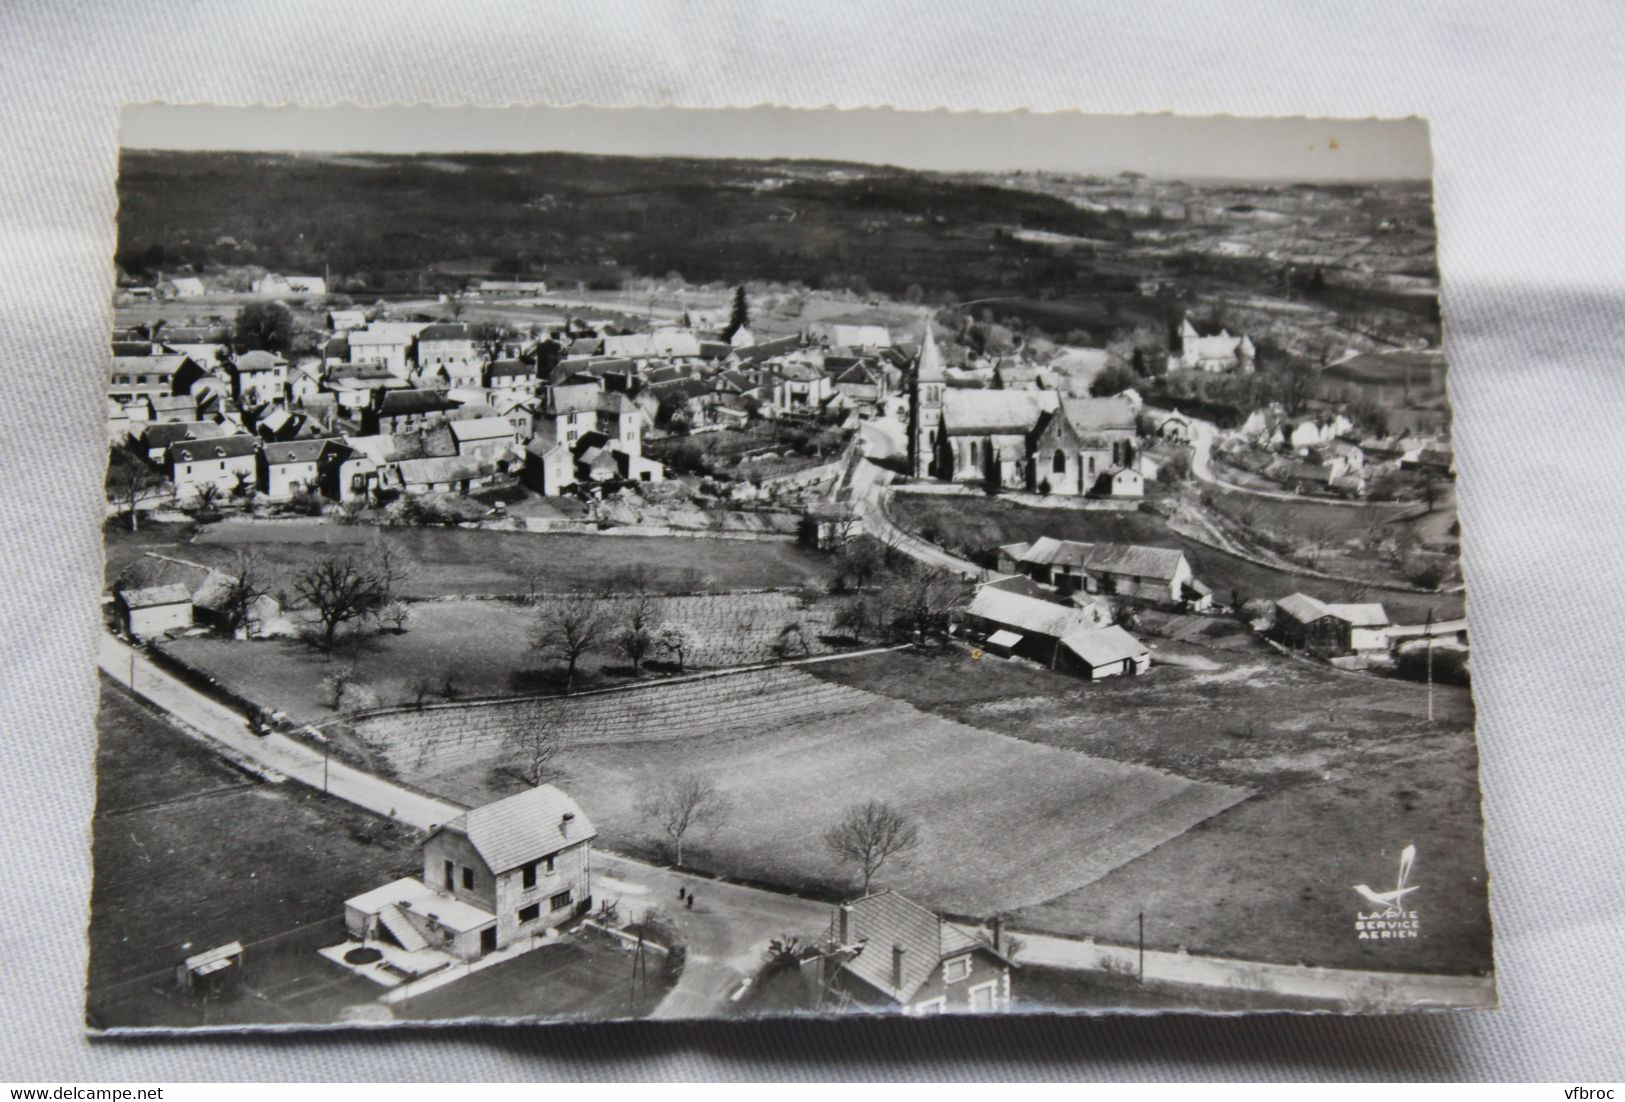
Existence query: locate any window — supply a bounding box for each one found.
[543,856,554,875]
[522,860,537,889]
[1087,456,1096,476]
[968,981,998,1011]
[549,889,572,912]
[517,902,540,923]
[462,866,475,891]
[443,860,454,890]
[943,956,971,983]
[1052,450,1066,473]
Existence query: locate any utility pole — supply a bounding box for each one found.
[1138,912,1145,984]
[1424,607,1435,724]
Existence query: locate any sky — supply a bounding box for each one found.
[121,105,1432,181]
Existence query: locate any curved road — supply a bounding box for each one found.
[1170,406,1388,508]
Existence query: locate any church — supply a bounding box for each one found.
[909,323,1139,495]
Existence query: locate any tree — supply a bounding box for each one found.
[474,322,510,364]
[722,285,750,341]
[616,590,656,671]
[835,538,884,590]
[379,601,412,634]
[823,799,920,896]
[655,622,696,671]
[293,553,389,652]
[1090,364,1141,398]
[106,448,165,532]
[232,302,296,355]
[508,717,566,787]
[1266,359,1317,416]
[533,595,608,691]
[191,481,223,516]
[219,550,273,639]
[876,564,968,643]
[832,597,870,642]
[641,773,727,867]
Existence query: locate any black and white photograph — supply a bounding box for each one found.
[88,104,1492,1030]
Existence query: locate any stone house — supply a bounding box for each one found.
[824,892,1013,1015]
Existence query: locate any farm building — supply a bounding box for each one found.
[1271,593,1391,657]
[822,891,1013,1015]
[1003,537,1209,610]
[960,584,1118,670]
[1057,624,1151,680]
[115,583,193,640]
[344,785,596,962]
[257,438,342,500]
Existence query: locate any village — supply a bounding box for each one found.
[91,160,1488,1028]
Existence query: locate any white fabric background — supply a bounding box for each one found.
[3,0,1623,1082]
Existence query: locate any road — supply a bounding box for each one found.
[847,459,988,579]
[1169,406,1383,508]
[97,631,830,1019]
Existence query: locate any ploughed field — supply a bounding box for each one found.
[370,665,1249,919]
[806,648,1492,975]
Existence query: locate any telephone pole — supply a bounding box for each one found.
[1424,607,1435,724]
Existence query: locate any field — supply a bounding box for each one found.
[889,491,1464,624]
[87,676,421,1026]
[88,676,656,1028]
[806,648,1491,974]
[158,591,849,721]
[380,666,1247,918]
[106,518,833,597]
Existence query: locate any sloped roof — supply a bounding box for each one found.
[839,891,987,1003]
[1019,536,1093,569]
[1083,543,1186,582]
[966,585,1103,639]
[436,784,597,875]
[487,358,533,379]
[416,323,472,342]
[941,389,1052,436]
[830,323,892,349]
[349,322,429,345]
[377,389,459,416]
[449,417,516,443]
[263,438,335,465]
[1325,602,1390,628]
[393,454,493,485]
[170,434,259,462]
[142,419,227,449]
[1276,592,1335,624]
[110,353,195,379]
[1059,396,1137,434]
[119,583,193,609]
[1059,624,1148,668]
[234,350,287,371]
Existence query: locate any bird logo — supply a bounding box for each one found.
[1354,844,1418,916]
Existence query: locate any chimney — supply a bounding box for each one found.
[837,904,852,945]
[891,945,905,992]
[560,811,574,837]
[991,917,1005,956]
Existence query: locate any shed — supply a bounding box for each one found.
[175,941,243,994]
[116,583,194,640]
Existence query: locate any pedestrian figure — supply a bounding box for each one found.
[678,885,686,901]
[687,893,695,910]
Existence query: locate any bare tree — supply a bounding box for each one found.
[655,622,696,671]
[293,553,388,652]
[641,773,728,867]
[379,600,412,634]
[371,543,413,603]
[617,591,656,671]
[533,595,608,692]
[824,799,920,896]
[832,597,870,642]
[877,564,969,643]
[191,481,223,515]
[107,451,166,532]
[508,717,566,787]
[219,550,273,639]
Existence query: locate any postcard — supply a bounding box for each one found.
[90,105,1491,1029]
